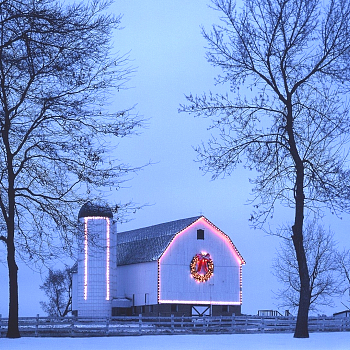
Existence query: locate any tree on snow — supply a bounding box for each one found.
[0,0,142,338]
[181,0,350,338]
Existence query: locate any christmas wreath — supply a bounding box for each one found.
[190,252,214,282]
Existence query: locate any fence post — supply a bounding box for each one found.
[342,317,347,332]
[231,313,235,333]
[260,316,265,333]
[138,314,142,335]
[70,316,75,336]
[274,316,278,331]
[171,314,174,333]
[35,314,39,337]
[105,317,110,335]
[0,314,2,338]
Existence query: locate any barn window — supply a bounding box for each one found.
[197,229,204,240]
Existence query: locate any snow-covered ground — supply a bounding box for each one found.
[1,333,350,350]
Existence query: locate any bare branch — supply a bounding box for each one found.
[0,0,144,337]
[181,0,350,337]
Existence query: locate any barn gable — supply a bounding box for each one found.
[158,216,245,265]
[158,216,245,307]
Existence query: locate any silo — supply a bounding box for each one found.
[75,201,117,317]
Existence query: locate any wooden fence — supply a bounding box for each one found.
[0,314,349,337]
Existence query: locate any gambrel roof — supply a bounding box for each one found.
[117,215,245,266]
[117,216,201,265]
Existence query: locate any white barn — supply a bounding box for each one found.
[72,202,245,317]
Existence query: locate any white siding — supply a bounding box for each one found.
[117,261,158,306]
[71,272,78,311]
[159,217,242,305]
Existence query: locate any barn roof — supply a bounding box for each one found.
[117,216,202,265]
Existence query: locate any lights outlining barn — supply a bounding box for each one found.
[105,217,110,301]
[82,216,111,302]
[83,218,88,301]
[72,202,245,317]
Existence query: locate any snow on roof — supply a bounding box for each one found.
[117,216,202,265]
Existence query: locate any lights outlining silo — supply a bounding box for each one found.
[76,202,116,317]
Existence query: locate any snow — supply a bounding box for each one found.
[1,333,350,350]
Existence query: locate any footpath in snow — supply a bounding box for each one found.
[1,332,350,350]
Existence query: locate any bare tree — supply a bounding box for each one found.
[40,268,72,317]
[273,221,340,312]
[337,249,350,308]
[180,0,350,337]
[0,0,142,338]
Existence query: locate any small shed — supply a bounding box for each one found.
[333,310,350,318]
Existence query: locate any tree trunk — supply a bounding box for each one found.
[286,98,311,338]
[5,131,20,338]
[291,163,310,338]
[7,237,20,338]
[292,229,310,338]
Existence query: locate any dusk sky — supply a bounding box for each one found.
[1,0,349,318]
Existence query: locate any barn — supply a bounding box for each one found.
[72,202,245,317]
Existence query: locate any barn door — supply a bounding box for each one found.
[192,305,211,316]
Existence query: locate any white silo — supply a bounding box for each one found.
[75,201,117,317]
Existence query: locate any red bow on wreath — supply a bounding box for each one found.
[196,253,211,274]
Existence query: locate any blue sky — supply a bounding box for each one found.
[0,0,349,318]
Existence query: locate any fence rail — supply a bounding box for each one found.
[0,314,349,337]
